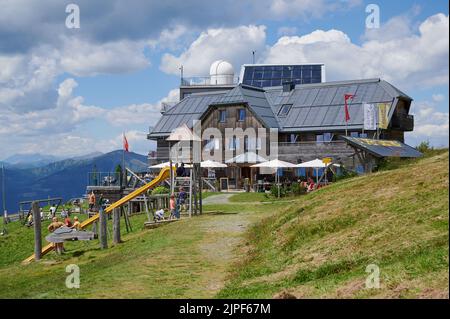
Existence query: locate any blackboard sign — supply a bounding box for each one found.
[220,178,229,191]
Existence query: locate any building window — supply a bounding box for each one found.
[228,136,239,150]
[204,138,220,151]
[219,110,227,123]
[278,104,292,117]
[316,134,324,143]
[247,137,262,150]
[350,132,359,138]
[359,132,368,138]
[237,109,246,122]
[289,134,298,143]
[323,132,332,142]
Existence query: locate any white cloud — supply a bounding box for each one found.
[0,37,152,112]
[60,37,150,77]
[160,25,267,76]
[160,88,180,104]
[148,25,194,51]
[0,77,175,157]
[264,13,449,89]
[106,103,161,127]
[406,98,449,147]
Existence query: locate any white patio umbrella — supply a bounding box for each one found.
[296,158,327,184]
[251,159,296,198]
[149,161,192,169]
[200,160,227,168]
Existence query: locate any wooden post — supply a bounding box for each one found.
[99,208,108,249]
[112,208,121,244]
[92,221,98,237]
[193,165,198,215]
[121,207,130,233]
[32,201,42,261]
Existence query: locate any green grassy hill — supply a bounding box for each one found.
[219,151,449,298]
[0,151,448,298]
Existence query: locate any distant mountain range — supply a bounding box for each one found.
[1,152,104,169]
[0,150,148,213]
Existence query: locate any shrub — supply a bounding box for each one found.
[270,185,287,198]
[333,169,358,182]
[416,141,433,154]
[291,182,307,195]
[151,186,170,195]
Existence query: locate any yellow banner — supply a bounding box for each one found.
[378,102,391,129]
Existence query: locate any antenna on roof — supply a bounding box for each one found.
[252,51,256,64]
[179,65,184,85]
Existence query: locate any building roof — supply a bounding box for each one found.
[150,91,226,137]
[340,136,422,158]
[207,85,280,128]
[148,78,412,138]
[264,78,411,132]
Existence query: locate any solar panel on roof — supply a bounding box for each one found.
[242,64,323,88]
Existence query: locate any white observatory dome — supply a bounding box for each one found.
[209,60,234,85]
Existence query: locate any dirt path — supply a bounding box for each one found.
[202,193,234,204]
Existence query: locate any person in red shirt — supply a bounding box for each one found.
[64,216,72,227]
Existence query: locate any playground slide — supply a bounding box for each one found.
[23,167,172,263]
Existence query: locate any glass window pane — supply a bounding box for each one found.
[271,79,282,86]
[253,72,263,80]
[316,134,324,142]
[261,80,271,87]
[272,71,282,78]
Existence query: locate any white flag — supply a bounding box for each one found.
[363,103,377,130]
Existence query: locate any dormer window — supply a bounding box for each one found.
[278,104,292,117]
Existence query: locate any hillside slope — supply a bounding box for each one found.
[218,152,449,298]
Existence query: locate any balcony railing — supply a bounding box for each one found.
[88,172,121,187]
[391,114,414,131]
[278,140,348,147]
[181,76,239,86]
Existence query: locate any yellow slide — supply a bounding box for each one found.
[23,167,172,263]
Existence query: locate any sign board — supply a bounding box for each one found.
[220,178,229,191]
[207,168,216,179]
[378,102,390,129]
[363,103,377,130]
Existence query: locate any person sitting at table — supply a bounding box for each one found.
[307,178,315,192]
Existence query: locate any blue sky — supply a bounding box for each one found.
[0,0,448,157]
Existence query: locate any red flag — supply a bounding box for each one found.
[123,133,129,152]
[344,94,354,122]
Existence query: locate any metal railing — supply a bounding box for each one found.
[180,76,239,86]
[88,172,121,187]
[278,140,348,147]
